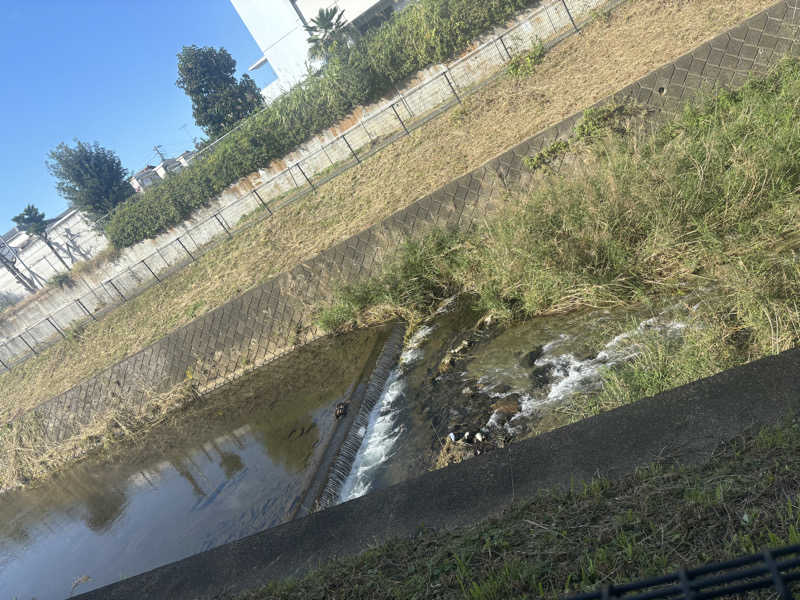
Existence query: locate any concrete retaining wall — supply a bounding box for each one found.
[0,0,608,371]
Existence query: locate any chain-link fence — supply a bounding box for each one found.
[0,0,614,374]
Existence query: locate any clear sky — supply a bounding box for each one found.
[0,0,278,234]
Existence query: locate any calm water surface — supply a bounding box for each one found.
[0,325,390,600]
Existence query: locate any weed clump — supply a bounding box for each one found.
[506,41,545,78]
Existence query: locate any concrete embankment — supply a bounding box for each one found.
[77,346,800,599]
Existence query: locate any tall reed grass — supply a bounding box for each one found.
[319,59,800,382]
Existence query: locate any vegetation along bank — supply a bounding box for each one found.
[105,0,549,248]
[319,57,800,416]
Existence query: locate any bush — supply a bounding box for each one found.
[105,0,541,249]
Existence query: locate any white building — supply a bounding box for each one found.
[129,166,161,193]
[230,0,402,101]
[130,151,196,193]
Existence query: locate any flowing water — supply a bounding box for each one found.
[0,296,694,598]
[332,297,693,504]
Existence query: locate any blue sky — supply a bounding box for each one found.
[0,0,277,234]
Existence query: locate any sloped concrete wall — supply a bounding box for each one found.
[77,343,800,599]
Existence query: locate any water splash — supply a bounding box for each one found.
[315,324,406,509]
[338,373,406,502]
[334,324,435,504]
[489,316,687,430]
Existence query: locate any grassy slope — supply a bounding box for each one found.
[319,58,800,399]
[236,420,800,600]
[0,0,776,422]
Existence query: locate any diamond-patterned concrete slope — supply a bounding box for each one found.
[19,0,800,444]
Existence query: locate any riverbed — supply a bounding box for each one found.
[0,296,692,598]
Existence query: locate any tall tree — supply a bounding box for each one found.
[305,7,350,61]
[176,46,264,139]
[12,205,71,270]
[47,141,134,220]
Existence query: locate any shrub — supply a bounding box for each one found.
[106,0,542,249]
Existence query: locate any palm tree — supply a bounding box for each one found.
[305,7,349,61]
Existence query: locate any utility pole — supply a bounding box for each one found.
[289,0,309,28]
[153,145,166,163]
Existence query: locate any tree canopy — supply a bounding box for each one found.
[11,205,47,239]
[305,7,350,60]
[46,141,134,221]
[176,46,264,139]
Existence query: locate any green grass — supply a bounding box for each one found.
[317,58,800,369]
[506,41,545,78]
[233,418,800,599]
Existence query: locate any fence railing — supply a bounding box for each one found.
[565,544,800,600]
[0,0,615,374]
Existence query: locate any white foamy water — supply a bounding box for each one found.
[491,317,687,430]
[337,324,435,503]
[338,372,406,502]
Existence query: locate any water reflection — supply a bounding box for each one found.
[0,325,390,600]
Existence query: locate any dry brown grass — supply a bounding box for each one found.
[0,380,193,493]
[0,0,776,422]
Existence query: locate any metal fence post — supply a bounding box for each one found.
[560,0,580,34]
[75,298,96,321]
[497,34,513,60]
[288,167,301,189]
[394,84,414,117]
[342,134,360,163]
[495,37,511,62]
[214,213,232,237]
[47,316,66,339]
[391,103,410,135]
[545,4,559,34]
[253,189,273,214]
[295,163,315,191]
[19,334,37,355]
[0,354,8,371]
[176,237,195,261]
[443,70,461,103]
[107,279,126,301]
[141,259,161,282]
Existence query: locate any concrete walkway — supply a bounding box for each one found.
[77,346,800,599]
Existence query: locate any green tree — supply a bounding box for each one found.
[46,140,134,221]
[12,205,71,270]
[176,46,264,139]
[305,7,350,61]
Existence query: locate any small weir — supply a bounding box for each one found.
[0,326,392,600]
[316,323,406,509]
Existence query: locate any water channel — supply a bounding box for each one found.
[0,297,692,599]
